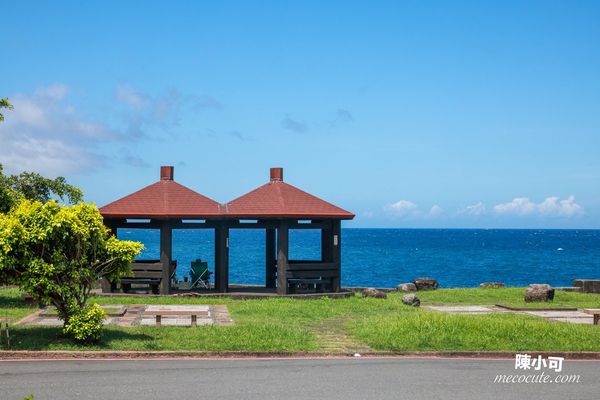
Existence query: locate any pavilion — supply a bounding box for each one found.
[99,166,354,295]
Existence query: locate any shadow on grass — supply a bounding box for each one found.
[0,293,27,308]
[1,325,154,351]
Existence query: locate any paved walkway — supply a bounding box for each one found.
[425,305,595,324]
[18,304,233,327]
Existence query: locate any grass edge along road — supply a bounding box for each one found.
[1,287,599,353]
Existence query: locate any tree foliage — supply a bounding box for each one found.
[0,97,12,122]
[0,200,142,326]
[0,164,83,213]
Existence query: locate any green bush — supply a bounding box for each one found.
[63,304,106,343]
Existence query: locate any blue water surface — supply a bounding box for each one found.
[117,228,600,288]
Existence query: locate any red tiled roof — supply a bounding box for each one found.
[223,168,354,219]
[100,167,221,218]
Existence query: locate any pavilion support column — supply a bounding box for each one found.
[332,220,341,292]
[215,223,230,293]
[160,221,173,295]
[265,228,277,288]
[102,220,119,293]
[321,220,333,263]
[276,221,289,295]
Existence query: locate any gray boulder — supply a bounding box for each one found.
[396,282,417,292]
[414,277,438,291]
[480,282,505,288]
[402,294,420,307]
[524,284,555,302]
[362,287,387,299]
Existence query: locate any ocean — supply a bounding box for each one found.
[117,228,600,288]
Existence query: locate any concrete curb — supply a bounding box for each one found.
[2,350,600,361]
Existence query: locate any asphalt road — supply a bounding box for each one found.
[1,357,599,400]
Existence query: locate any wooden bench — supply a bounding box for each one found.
[120,262,164,294]
[285,261,338,293]
[144,309,210,327]
[583,309,600,325]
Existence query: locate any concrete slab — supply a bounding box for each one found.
[140,317,213,326]
[145,305,210,312]
[425,306,496,314]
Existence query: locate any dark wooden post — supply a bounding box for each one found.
[276,221,289,295]
[265,228,277,288]
[160,220,173,295]
[215,223,229,292]
[332,220,341,292]
[321,220,333,263]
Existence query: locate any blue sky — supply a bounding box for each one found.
[1,1,599,228]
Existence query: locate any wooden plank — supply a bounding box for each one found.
[131,262,163,270]
[286,270,338,278]
[127,271,163,279]
[276,221,289,295]
[287,262,337,271]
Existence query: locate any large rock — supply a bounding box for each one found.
[362,287,387,299]
[414,277,438,291]
[396,282,417,292]
[480,282,505,288]
[524,284,555,302]
[402,294,420,307]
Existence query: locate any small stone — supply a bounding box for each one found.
[402,294,421,307]
[414,277,438,291]
[524,284,555,302]
[396,282,417,292]
[480,282,505,288]
[362,287,387,299]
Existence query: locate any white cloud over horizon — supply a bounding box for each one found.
[384,200,443,219]
[493,196,584,217]
[383,196,584,221]
[457,202,487,216]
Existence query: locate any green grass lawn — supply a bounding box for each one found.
[1,287,599,353]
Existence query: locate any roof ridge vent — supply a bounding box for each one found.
[161,166,174,181]
[270,167,283,182]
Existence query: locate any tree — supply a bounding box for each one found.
[0,200,142,338]
[0,164,83,213]
[0,98,12,122]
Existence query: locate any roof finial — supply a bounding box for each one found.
[270,167,283,182]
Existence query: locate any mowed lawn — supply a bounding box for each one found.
[1,287,599,352]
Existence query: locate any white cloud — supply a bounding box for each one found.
[384,200,442,219]
[538,196,583,217]
[493,196,583,217]
[427,205,443,218]
[115,84,222,139]
[458,202,486,216]
[34,84,69,100]
[385,199,418,216]
[116,84,149,110]
[0,84,119,176]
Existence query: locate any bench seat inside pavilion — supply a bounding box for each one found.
[99,166,354,296]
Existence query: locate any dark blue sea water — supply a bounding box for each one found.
[117,229,600,288]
